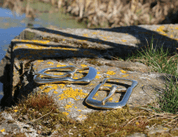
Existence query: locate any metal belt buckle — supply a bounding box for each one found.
[33,65,97,84]
[85,78,138,109]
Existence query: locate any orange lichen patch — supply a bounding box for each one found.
[58,87,88,100]
[108,97,113,101]
[78,39,87,42]
[121,39,127,42]
[62,39,65,41]
[156,26,165,32]
[14,109,18,112]
[69,37,73,39]
[43,87,51,93]
[92,32,98,35]
[47,61,54,65]
[106,70,116,75]
[62,112,69,116]
[83,33,89,37]
[39,84,58,93]
[58,84,65,89]
[122,74,129,77]
[89,82,95,86]
[156,26,168,36]
[75,106,77,108]
[103,36,110,39]
[77,109,82,112]
[94,92,99,97]
[37,60,44,63]
[78,115,83,118]
[161,33,168,36]
[53,91,58,94]
[0,129,5,133]
[64,104,73,110]
[81,64,87,68]
[13,39,50,44]
[97,72,100,74]
[15,43,78,51]
[170,34,174,38]
[120,70,127,73]
[103,84,112,87]
[56,64,66,67]
[95,75,101,79]
[175,27,178,30]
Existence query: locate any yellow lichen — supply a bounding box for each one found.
[94,92,99,97]
[83,34,88,37]
[122,74,129,77]
[64,104,73,110]
[14,109,18,112]
[59,84,65,89]
[156,26,167,36]
[92,32,98,35]
[47,62,54,65]
[62,112,69,116]
[103,84,112,87]
[95,75,101,79]
[53,91,58,94]
[0,129,5,133]
[120,70,127,73]
[13,39,50,44]
[81,64,87,68]
[58,87,88,100]
[106,70,116,75]
[121,39,127,42]
[57,64,66,67]
[170,34,174,38]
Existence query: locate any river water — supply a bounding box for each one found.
[0,1,86,107]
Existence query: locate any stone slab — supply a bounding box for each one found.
[1,24,178,120]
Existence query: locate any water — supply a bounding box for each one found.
[0,1,86,109]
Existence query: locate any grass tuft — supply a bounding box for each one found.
[127,37,178,114]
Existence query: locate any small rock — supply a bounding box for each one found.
[147,125,170,135]
[22,115,28,120]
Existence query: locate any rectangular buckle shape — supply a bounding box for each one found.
[85,78,138,109]
[33,66,97,84]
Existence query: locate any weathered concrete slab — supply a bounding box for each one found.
[1,24,178,120]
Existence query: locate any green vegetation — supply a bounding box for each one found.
[126,37,178,114]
